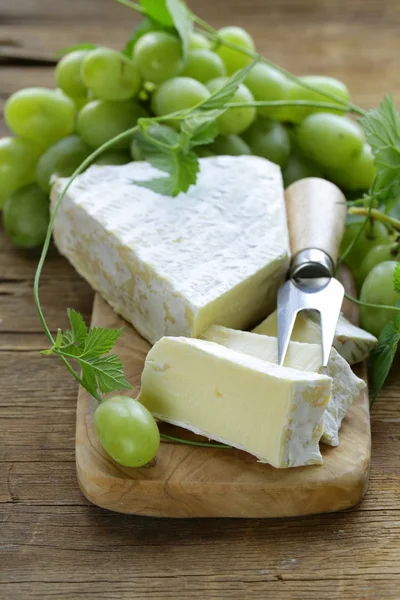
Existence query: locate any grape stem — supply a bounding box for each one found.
[349,207,400,231]
[344,293,400,312]
[226,99,349,111]
[160,433,231,448]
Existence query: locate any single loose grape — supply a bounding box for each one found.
[243,118,291,167]
[182,49,226,83]
[77,100,147,149]
[55,50,88,98]
[188,31,211,50]
[3,184,49,248]
[327,143,376,191]
[94,395,160,468]
[5,88,76,146]
[151,77,210,118]
[244,63,290,120]
[282,152,322,187]
[285,75,350,123]
[216,26,255,75]
[0,136,43,205]
[207,78,255,134]
[132,31,183,85]
[210,134,251,156]
[340,220,391,272]
[358,243,400,287]
[93,151,131,165]
[297,112,364,170]
[82,48,141,101]
[359,261,400,338]
[36,135,92,192]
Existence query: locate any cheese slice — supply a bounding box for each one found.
[253,310,377,365]
[138,336,332,468]
[51,156,290,345]
[201,325,366,446]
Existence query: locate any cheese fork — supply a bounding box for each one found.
[277,177,347,367]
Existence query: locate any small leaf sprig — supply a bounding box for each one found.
[36,0,400,410]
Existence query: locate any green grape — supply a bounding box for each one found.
[285,75,350,123]
[130,138,144,161]
[297,113,364,170]
[2,184,49,248]
[81,48,141,101]
[206,78,255,134]
[132,31,183,85]
[182,50,226,83]
[243,119,291,167]
[326,143,376,191]
[282,152,322,187]
[210,134,251,156]
[188,31,211,50]
[216,26,255,75]
[195,146,215,157]
[358,243,400,288]
[55,50,88,98]
[36,135,92,192]
[340,220,391,272]
[94,395,160,467]
[0,137,43,207]
[359,261,400,338]
[77,100,147,150]
[73,95,89,111]
[151,77,210,118]
[93,151,131,165]
[244,63,290,120]
[5,88,76,146]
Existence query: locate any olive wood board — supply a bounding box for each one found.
[76,282,371,518]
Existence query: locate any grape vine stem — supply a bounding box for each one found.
[349,207,400,231]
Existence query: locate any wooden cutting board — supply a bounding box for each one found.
[76,274,370,518]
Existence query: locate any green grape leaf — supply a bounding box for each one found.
[66,308,88,346]
[78,354,132,395]
[140,123,180,148]
[83,327,123,356]
[134,148,199,196]
[122,16,168,57]
[369,312,400,401]
[56,43,97,58]
[139,0,174,25]
[180,110,221,148]
[394,262,400,293]
[166,0,193,59]
[201,60,257,110]
[360,96,400,206]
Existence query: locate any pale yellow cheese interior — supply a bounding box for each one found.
[138,336,331,468]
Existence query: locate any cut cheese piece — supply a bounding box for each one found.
[138,336,332,468]
[202,325,366,446]
[51,156,290,345]
[253,310,377,365]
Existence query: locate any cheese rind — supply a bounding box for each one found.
[202,325,366,446]
[253,310,377,365]
[138,336,332,468]
[51,156,290,345]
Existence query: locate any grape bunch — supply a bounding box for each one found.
[1,25,374,248]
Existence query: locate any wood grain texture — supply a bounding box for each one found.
[76,297,370,518]
[285,178,347,263]
[2,0,400,597]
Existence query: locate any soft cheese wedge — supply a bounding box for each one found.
[51,156,290,345]
[253,310,377,365]
[138,336,332,468]
[202,326,366,446]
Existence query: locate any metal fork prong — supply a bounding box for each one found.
[277,281,299,366]
[319,278,344,366]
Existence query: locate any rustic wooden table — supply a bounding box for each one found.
[1,1,400,598]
